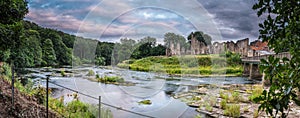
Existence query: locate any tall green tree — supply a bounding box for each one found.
[42,39,56,66]
[253,0,300,117]
[48,32,72,65]
[112,38,136,65]
[0,0,28,64]
[96,42,114,65]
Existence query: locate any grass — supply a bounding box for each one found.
[205,103,213,112]
[117,55,243,76]
[248,85,264,102]
[220,99,227,109]
[224,104,240,117]
[0,63,113,118]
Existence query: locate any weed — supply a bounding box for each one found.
[224,104,240,117]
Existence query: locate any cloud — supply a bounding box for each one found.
[197,0,259,41]
[26,0,260,43]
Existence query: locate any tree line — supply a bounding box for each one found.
[0,0,212,68]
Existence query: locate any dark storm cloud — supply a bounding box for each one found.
[26,0,261,42]
[197,0,260,41]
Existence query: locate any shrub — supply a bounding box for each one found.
[98,76,124,83]
[86,70,95,76]
[224,104,240,117]
[95,74,100,79]
[138,100,152,105]
[61,69,66,77]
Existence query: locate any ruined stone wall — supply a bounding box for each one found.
[167,37,252,57]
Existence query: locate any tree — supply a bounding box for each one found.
[132,36,157,59]
[187,31,212,46]
[96,42,114,65]
[0,0,28,63]
[253,0,300,117]
[48,32,72,65]
[0,0,28,25]
[112,38,136,65]
[42,39,56,66]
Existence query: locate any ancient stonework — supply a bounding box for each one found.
[166,37,265,58]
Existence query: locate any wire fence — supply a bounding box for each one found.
[48,81,155,118]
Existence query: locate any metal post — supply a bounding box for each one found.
[46,75,50,118]
[11,64,14,110]
[99,96,101,118]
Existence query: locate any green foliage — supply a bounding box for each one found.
[86,70,95,76]
[61,69,66,77]
[255,56,299,117]
[118,55,243,75]
[0,0,28,25]
[138,100,152,105]
[112,37,165,65]
[220,51,242,66]
[164,32,188,49]
[95,56,106,66]
[187,31,212,46]
[204,103,213,112]
[96,42,114,65]
[0,50,11,62]
[230,91,240,103]
[224,104,240,117]
[248,85,263,102]
[0,63,12,78]
[253,1,300,117]
[97,76,124,83]
[49,97,113,118]
[42,39,56,66]
[220,99,227,109]
[194,114,203,118]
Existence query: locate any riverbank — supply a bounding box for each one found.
[175,84,300,117]
[117,55,243,76]
[0,63,61,117]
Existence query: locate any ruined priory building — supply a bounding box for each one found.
[166,38,263,57]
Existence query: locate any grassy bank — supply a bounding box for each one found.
[117,55,243,76]
[0,63,113,118]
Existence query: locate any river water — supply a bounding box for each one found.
[25,66,258,118]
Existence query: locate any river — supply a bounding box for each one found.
[24,66,258,118]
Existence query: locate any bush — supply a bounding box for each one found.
[86,70,95,76]
[97,76,124,83]
[138,100,152,105]
[61,69,66,77]
[224,104,240,117]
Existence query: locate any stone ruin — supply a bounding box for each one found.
[166,38,251,57]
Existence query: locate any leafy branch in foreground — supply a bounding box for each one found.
[253,0,300,117]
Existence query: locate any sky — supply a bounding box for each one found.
[25,0,261,43]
